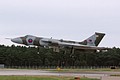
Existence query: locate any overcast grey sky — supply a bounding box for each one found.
[0,0,120,47]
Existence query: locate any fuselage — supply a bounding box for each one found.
[11,35,82,47]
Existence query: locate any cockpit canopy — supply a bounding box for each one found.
[25,35,35,38]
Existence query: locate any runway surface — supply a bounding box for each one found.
[0,69,120,80]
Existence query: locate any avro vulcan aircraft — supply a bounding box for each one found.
[10,32,108,53]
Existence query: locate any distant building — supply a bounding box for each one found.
[0,64,4,68]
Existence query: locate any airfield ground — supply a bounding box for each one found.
[0,76,98,80]
[0,69,120,80]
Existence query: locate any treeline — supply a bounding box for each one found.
[0,45,120,67]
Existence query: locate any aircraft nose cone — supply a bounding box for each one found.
[11,38,23,44]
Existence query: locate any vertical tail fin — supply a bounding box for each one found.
[80,32,105,46]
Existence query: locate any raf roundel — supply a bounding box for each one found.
[28,38,33,43]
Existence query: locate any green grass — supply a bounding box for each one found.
[110,74,120,77]
[0,76,99,80]
[45,68,120,72]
